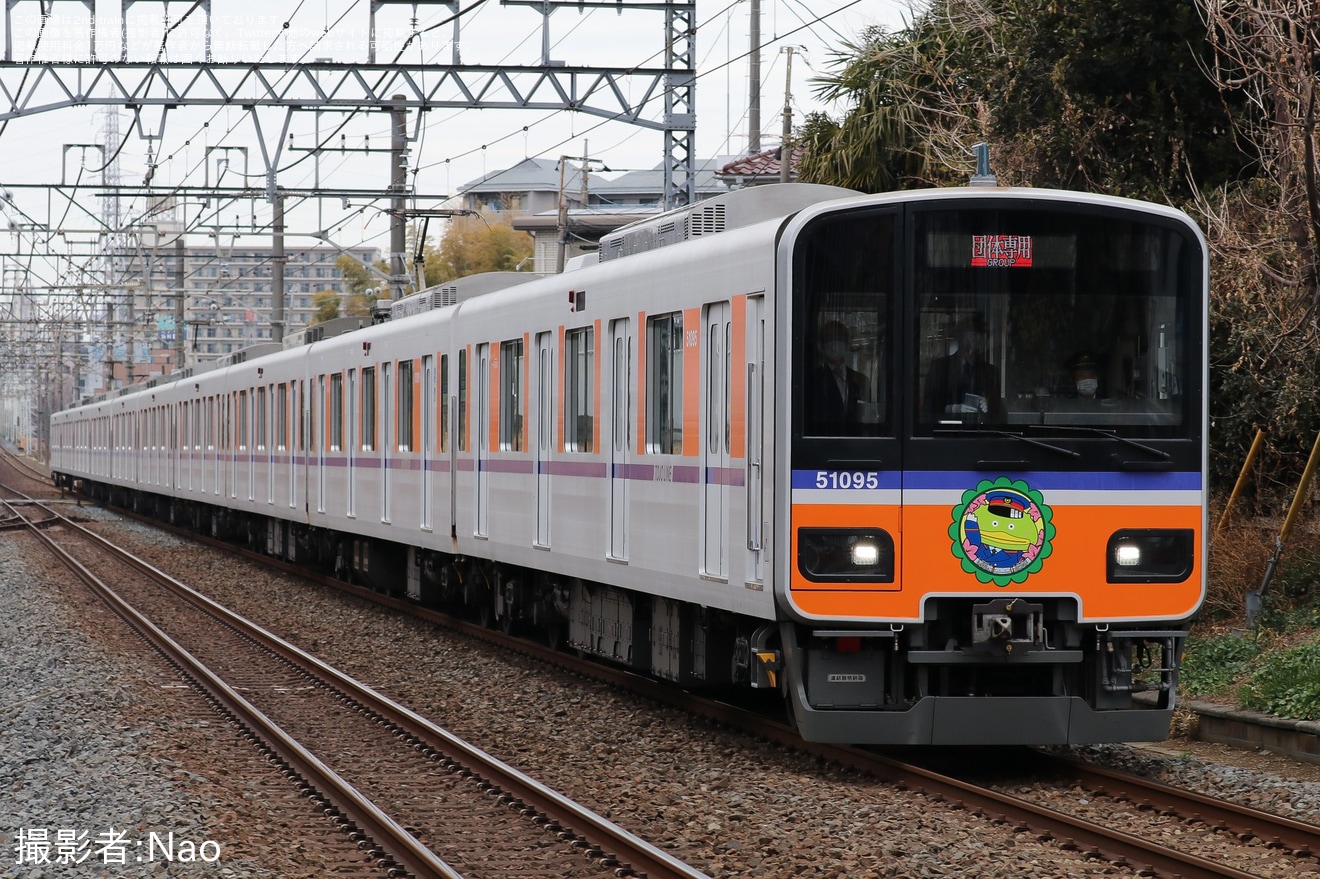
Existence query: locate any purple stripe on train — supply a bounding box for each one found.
[146,451,745,486]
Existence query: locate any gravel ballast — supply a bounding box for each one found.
[6,505,1320,878]
[0,530,280,879]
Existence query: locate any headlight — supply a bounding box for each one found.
[1114,544,1143,567]
[798,529,894,583]
[1107,529,1195,582]
[851,540,881,567]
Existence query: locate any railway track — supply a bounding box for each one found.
[2,486,711,879]
[89,497,1320,879]
[0,444,53,486]
[23,481,1316,879]
[0,446,61,529]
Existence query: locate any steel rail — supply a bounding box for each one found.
[101,502,1300,879]
[3,497,463,879]
[31,500,712,879]
[1046,754,1319,857]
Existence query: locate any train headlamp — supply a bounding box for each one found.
[851,540,881,567]
[1114,544,1143,567]
[798,529,894,583]
[1106,529,1195,583]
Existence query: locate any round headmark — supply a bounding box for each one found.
[949,478,1054,585]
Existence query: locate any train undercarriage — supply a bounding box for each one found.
[65,477,1186,745]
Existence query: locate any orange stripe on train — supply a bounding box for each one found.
[789,502,1202,621]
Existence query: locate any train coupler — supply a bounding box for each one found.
[970,598,1045,658]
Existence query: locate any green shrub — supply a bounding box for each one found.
[1179,634,1258,696]
[1236,639,1320,720]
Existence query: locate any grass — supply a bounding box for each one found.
[1237,637,1320,718]
[1182,513,1320,721]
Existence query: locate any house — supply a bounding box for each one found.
[715,143,803,188]
[452,156,738,273]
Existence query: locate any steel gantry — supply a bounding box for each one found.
[0,0,699,207]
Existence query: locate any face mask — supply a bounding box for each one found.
[824,341,848,361]
[1076,379,1098,396]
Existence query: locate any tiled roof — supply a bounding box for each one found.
[718,144,803,180]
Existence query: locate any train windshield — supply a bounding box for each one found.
[796,210,897,439]
[913,206,1198,438]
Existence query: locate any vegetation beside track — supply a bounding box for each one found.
[1182,522,1320,721]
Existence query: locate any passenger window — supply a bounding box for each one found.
[646,312,683,454]
[500,339,524,451]
[565,327,594,452]
[361,367,376,451]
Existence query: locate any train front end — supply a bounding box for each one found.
[774,189,1207,745]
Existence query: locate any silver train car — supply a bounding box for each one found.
[51,183,1208,745]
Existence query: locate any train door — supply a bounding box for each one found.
[703,301,731,578]
[137,412,142,484]
[534,332,553,548]
[166,407,173,488]
[475,343,490,538]
[746,295,766,583]
[316,376,326,514]
[348,369,358,518]
[183,405,189,490]
[266,386,275,504]
[609,318,631,560]
[233,392,243,500]
[231,393,238,500]
[289,382,299,510]
[209,397,218,497]
[195,401,203,492]
[422,355,435,531]
[248,390,257,502]
[452,351,463,539]
[285,383,295,509]
[193,401,200,492]
[382,362,393,523]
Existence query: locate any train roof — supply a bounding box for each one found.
[595,183,859,264]
[386,272,547,320]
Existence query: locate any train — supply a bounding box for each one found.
[50,182,1208,745]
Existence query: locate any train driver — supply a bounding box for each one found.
[922,313,1005,424]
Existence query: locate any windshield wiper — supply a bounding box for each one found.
[934,428,1080,459]
[1025,425,1169,460]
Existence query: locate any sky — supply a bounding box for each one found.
[0,0,912,303]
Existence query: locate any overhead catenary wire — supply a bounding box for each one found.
[416,0,863,174]
[4,0,866,335]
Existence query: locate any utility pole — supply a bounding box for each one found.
[272,191,285,343]
[749,0,761,153]
[174,237,185,369]
[557,150,606,273]
[103,300,115,391]
[389,95,409,303]
[557,158,570,274]
[780,46,794,184]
